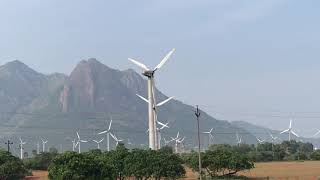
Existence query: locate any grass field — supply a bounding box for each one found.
[186,161,320,180]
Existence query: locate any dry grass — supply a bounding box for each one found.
[184,161,320,180]
[239,161,320,180]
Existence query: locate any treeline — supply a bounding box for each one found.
[48,145,185,180]
[1,140,320,179]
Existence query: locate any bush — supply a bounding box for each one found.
[0,149,28,180]
[24,151,58,170]
[311,150,320,160]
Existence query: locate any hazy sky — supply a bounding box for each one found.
[1,0,320,136]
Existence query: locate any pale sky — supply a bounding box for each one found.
[1,0,320,136]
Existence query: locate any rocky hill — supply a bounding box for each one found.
[0,59,257,153]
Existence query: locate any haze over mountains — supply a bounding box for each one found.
[0,59,315,152]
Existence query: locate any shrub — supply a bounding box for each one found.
[0,149,28,180]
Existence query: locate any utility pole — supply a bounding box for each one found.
[5,140,13,153]
[195,105,202,180]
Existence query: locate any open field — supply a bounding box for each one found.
[185,161,320,180]
[238,161,320,180]
[25,171,48,180]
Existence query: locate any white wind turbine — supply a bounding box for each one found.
[171,132,181,153]
[75,132,88,153]
[129,48,175,150]
[110,133,123,146]
[71,139,77,152]
[98,119,113,151]
[157,121,170,149]
[236,133,242,146]
[270,133,278,144]
[177,137,186,153]
[256,137,265,144]
[280,120,299,141]
[136,94,174,150]
[41,138,48,152]
[202,128,214,148]
[19,137,26,159]
[93,138,104,150]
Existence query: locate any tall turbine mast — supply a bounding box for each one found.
[129,48,175,150]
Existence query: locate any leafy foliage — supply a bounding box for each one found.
[0,149,28,180]
[48,145,185,180]
[24,149,59,170]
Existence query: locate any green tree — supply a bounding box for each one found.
[48,151,114,180]
[311,150,320,160]
[0,149,28,180]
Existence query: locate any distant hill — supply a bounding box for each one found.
[0,59,257,153]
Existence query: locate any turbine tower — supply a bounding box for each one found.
[129,48,175,150]
[280,120,299,141]
[98,118,113,151]
[41,138,48,152]
[19,137,26,159]
[202,128,214,148]
[75,132,88,153]
[93,138,104,149]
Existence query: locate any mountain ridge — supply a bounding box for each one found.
[0,59,257,152]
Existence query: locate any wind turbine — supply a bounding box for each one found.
[75,132,88,153]
[236,133,242,146]
[19,137,26,159]
[71,139,77,152]
[92,138,104,150]
[270,133,278,144]
[256,137,265,144]
[129,48,175,150]
[157,121,170,149]
[280,120,299,141]
[171,132,181,153]
[136,94,174,150]
[98,119,113,151]
[177,137,186,153]
[41,138,48,152]
[110,133,123,146]
[202,128,214,148]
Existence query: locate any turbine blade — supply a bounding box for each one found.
[291,130,299,137]
[81,140,88,143]
[157,96,174,107]
[99,138,104,143]
[128,58,149,71]
[93,140,98,143]
[76,132,80,139]
[136,94,149,104]
[313,130,320,137]
[98,130,108,135]
[110,133,117,141]
[154,48,175,71]
[280,129,290,134]
[108,119,113,131]
[289,120,292,129]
